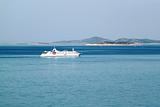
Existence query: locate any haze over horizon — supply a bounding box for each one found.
[1,0,160,43]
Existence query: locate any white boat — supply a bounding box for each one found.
[40,48,80,57]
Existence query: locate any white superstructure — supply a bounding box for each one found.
[40,48,80,57]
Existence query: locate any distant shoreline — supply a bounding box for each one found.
[85,43,143,46]
[0,43,160,47]
[1,36,160,46]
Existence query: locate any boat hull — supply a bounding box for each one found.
[40,53,80,57]
[40,48,80,57]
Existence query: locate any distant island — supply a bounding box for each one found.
[84,37,160,46]
[1,36,160,46]
[44,36,160,46]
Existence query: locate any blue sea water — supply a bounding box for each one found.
[0,46,160,107]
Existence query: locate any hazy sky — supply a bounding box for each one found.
[1,0,160,42]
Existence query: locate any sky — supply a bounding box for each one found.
[1,0,160,42]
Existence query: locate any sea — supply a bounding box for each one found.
[0,45,160,107]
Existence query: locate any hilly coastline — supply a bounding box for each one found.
[1,37,160,46]
[50,37,160,46]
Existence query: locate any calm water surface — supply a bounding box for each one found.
[0,46,160,107]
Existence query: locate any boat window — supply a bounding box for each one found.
[43,51,47,53]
